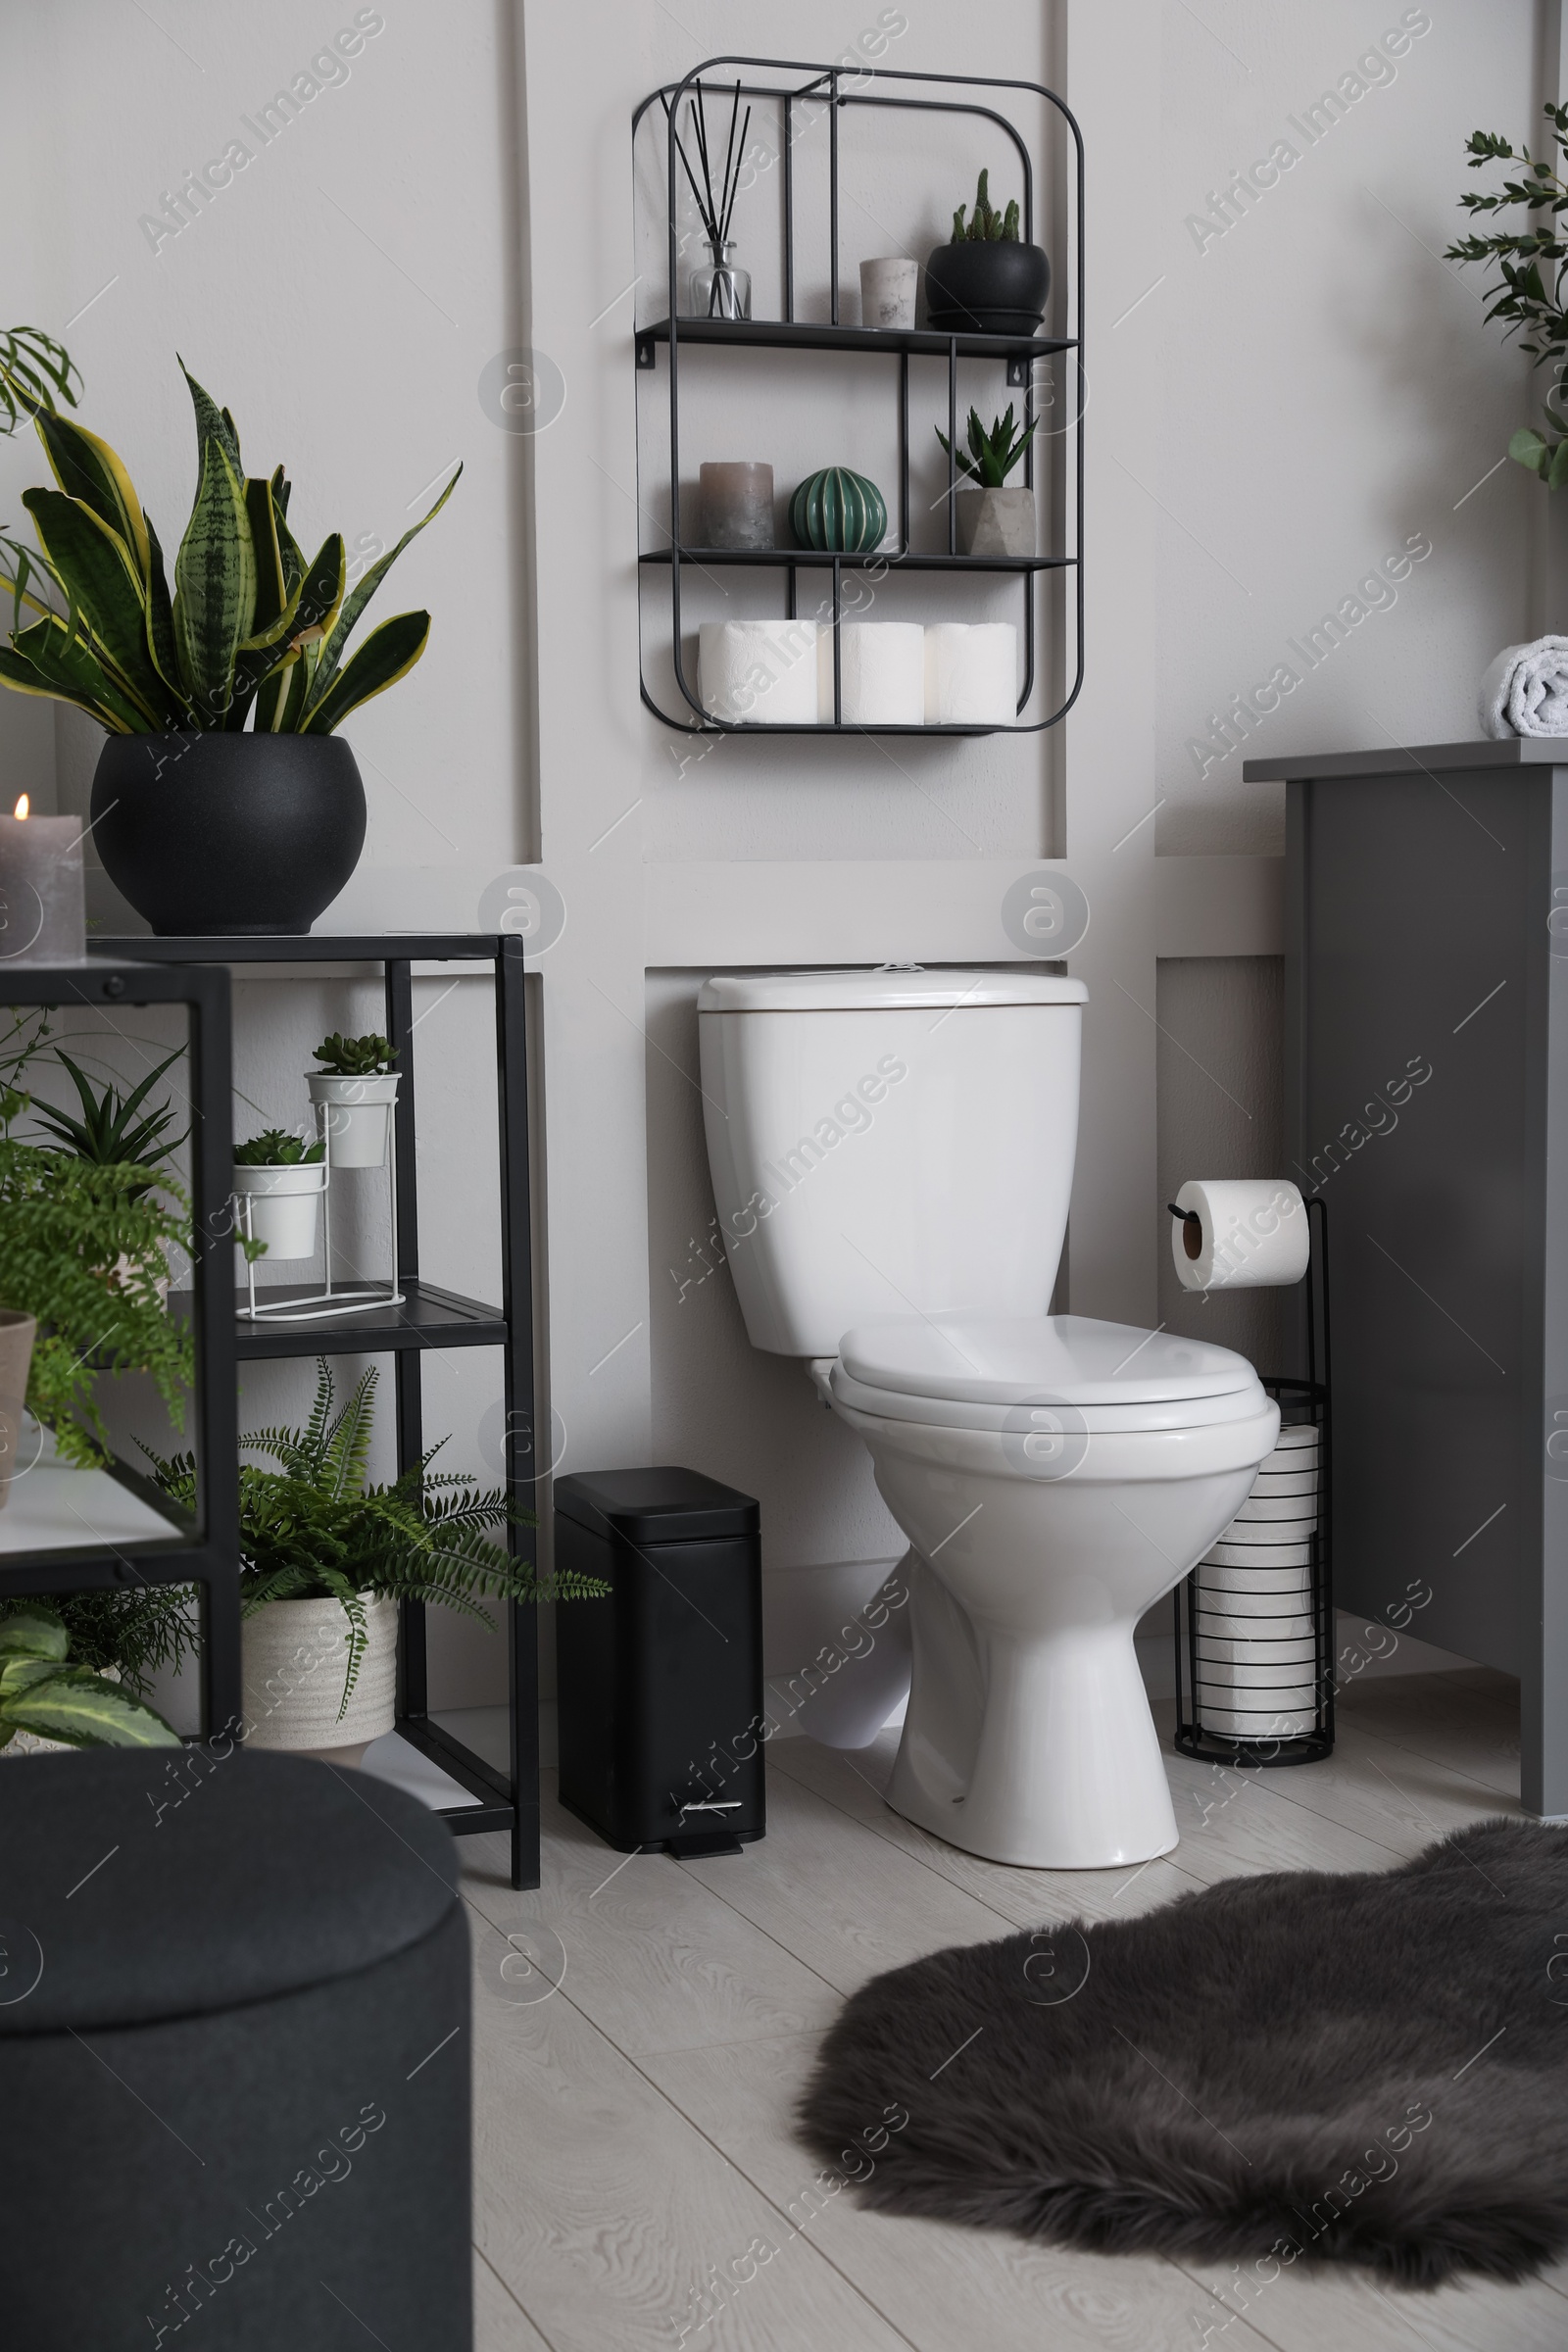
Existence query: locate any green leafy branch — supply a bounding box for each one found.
[1446,102,1568,484]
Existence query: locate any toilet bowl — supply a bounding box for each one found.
[696,965,1281,1871]
[829,1312,1277,1868]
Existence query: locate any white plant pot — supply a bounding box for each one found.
[956,485,1037,558]
[307,1071,400,1168]
[231,1160,326,1260]
[242,1592,397,1766]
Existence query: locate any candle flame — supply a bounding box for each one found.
[13,795,27,819]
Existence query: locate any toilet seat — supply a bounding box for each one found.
[832,1312,1265,1436]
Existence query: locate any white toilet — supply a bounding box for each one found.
[698,967,1279,1870]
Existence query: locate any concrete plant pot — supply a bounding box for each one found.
[242,1592,398,1766]
[0,1310,36,1511]
[231,1159,326,1260]
[956,485,1037,559]
[307,1071,400,1168]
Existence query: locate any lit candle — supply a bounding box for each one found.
[0,795,86,964]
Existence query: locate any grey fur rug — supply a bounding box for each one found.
[798,1823,1568,2285]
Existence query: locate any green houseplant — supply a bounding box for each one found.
[0,1009,193,1476]
[231,1126,326,1262]
[144,1360,604,1762]
[0,361,460,934]
[0,1602,179,1753]
[0,326,78,438]
[307,1030,400,1168]
[1447,103,1568,483]
[935,405,1039,557]
[925,169,1051,336]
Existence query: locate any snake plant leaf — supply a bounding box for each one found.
[0,1666,180,1747]
[34,410,153,584]
[141,514,183,705]
[246,475,287,639]
[177,357,242,477]
[302,609,431,734]
[22,488,170,724]
[0,1603,69,1662]
[251,643,303,733]
[314,465,461,698]
[172,434,256,720]
[0,641,129,730]
[270,467,306,599]
[8,613,144,730]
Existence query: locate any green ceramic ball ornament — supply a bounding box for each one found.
[790,466,887,554]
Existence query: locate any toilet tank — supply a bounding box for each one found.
[697,968,1087,1357]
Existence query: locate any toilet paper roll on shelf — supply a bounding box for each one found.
[840,623,925,726]
[699,619,825,724]
[924,623,1017,725]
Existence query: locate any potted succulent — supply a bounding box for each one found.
[307,1031,400,1169]
[0,1008,193,1481]
[231,1128,326,1262]
[30,1045,187,1302]
[935,405,1039,558]
[144,1360,605,1765]
[0,361,460,935]
[925,169,1051,336]
[0,1602,179,1753]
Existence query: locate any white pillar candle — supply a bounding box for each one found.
[0,795,86,963]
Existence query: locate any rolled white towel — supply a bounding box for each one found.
[1478,635,1568,737]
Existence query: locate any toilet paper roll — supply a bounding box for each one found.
[840,624,925,725]
[1198,1663,1322,1695]
[1201,1716,1316,1738]
[1205,1539,1313,1570]
[924,623,1017,725]
[1272,1425,1320,1452]
[1197,1635,1319,1667]
[1171,1179,1310,1292]
[1197,1594,1313,1627]
[1211,1524,1318,1555]
[700,619,824,723]
[1199,1563,1311,1594]
[1235,1492,1319,1522]
[1250,1468,1319,1498]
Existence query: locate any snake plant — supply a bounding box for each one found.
[0,1603,180,1748]
[0,359,459,734]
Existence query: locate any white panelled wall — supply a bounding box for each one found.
[0,2,1549,1715]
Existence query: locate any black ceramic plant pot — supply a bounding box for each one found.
[924,239,1052,336]
[90,734,367,936]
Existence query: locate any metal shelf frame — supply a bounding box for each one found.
[95,933,543,1888]
[634,56,1085,736]
[0,957,241,1743]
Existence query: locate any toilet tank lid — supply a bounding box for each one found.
[838,1314,1262,1407]
[699,968,1088,1012]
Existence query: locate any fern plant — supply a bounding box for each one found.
[0,1602,179,1748]
[0,359,459,733]
[0,1014,192,1464]
[143,1360,605,1718]
[936,404,1037,488]
[1446,103,1568,484]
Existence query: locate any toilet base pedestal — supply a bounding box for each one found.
[885,1554,1179,1871]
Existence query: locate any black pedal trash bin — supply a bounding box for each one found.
[554,1467,764,1856]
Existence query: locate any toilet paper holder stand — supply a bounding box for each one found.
[1170,1193,1334,1770]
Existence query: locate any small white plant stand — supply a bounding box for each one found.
[237,1098,408,1325]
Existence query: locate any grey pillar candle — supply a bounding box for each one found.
[700,461,775,551]
[0,798,86,963]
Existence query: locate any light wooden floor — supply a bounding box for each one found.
[461,1668,1568,2352]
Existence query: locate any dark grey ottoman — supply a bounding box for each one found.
[0,1749,470,2349]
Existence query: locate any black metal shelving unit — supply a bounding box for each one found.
[634,57,1085,735]
[0,956,241,1741]
[94,933,542,1888]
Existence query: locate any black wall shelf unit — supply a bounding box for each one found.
[634,57,1084,736]
[95,933,542,1890]
[0,957,241,1742]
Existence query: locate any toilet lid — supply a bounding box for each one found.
[699,969,1088,1012]
[837,1314,1261,1410]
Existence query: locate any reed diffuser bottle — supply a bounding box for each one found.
[664,77,753,320]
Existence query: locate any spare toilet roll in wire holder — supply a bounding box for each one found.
[1168,1185,1333,1768]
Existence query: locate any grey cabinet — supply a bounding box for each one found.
[1245,739,1568,1816]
